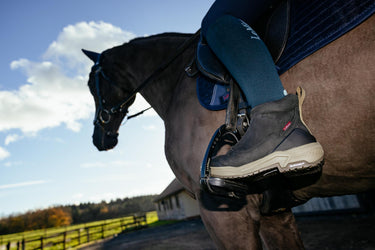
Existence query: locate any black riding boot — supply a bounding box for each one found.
[210,87,324,187]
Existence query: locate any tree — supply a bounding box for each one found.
[46,208,72,228]
[0,194,157,234]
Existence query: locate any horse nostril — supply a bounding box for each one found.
[92,125,119,151]
[92,126,106,151]
[92,134,106,151]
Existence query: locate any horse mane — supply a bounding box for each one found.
[128,32,194,44]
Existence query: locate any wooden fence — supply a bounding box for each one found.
[2,215,147,250]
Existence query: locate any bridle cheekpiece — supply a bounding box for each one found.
[93,63,128,127]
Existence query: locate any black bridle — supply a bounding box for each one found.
[93,64,128,125]
[92,30,201,128]
[93,64,153,128]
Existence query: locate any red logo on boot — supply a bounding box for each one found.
[283,121,292,131]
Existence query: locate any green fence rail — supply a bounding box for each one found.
[1,214,148,250]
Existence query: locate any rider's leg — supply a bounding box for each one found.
[205,14,285,107]
[201,0,277,36]
[202,13,324,185]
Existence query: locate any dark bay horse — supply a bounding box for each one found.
[83,15,374,249]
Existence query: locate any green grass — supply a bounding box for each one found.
[147,220,179,228]
[0,211,159,250]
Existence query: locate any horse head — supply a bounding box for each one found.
[83,49,136,151]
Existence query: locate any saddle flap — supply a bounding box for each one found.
[254,0,291,63]
[196,38,232,84]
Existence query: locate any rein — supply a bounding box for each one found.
[94,30,201,126]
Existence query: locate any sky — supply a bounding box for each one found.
[0,0,214,217]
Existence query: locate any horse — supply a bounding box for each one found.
[83,15,375,249]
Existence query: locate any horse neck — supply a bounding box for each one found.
[113,34,194,120]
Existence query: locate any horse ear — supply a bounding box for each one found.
[82,49,100,64]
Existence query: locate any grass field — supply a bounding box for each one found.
[0,211,158,250]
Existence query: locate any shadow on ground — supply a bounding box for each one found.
[80,214,375,250]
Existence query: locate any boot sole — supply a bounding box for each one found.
[210,142,324,179]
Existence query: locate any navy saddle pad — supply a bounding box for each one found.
[197,76,230,111]
[197,0,375,111]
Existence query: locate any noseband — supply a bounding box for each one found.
[92,30,201,129]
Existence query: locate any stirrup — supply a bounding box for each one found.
[200,125,248,198]
[200,125,280,198]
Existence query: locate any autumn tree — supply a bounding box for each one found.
[0,194,156,234]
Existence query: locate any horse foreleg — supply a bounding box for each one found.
[243,194,304,250]
[198,192,304,249]
[259,210,304,249]
[198,191,263,250]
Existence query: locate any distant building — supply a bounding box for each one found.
[156,179,371,219]
[292,194,362,214]
[154,179,200,220]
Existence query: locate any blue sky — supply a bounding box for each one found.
[0,0,214,217]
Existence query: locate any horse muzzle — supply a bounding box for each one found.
[92,125,119,151]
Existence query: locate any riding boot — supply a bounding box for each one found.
[210,87,324,188]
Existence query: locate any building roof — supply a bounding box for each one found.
[154,178,184,202]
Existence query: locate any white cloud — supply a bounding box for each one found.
[5,134,22,145]
[0,21,136,134]
[0,147,10,160]
[45,21,135,72]
[0,180,48,190]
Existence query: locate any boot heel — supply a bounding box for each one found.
[283,159,324,190]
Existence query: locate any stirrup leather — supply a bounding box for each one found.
[200,81,250,198]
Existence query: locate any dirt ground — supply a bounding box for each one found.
[80,213,375,250]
